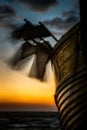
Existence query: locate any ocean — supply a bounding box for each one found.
[0,111,61,130]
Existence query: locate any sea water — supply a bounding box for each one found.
[0,111,61,130]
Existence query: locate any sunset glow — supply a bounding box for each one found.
[0,0,80,111]
[0,61,57,111]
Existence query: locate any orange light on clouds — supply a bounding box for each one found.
[0,61,57,111]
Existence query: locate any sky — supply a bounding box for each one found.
[0,0,80,111]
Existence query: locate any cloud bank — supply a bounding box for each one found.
[18,0,58,12]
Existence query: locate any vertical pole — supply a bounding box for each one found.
[79,0,87,65]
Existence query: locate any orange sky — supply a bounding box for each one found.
[0,60,58,111]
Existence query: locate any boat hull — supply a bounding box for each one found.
[52,22,87,130]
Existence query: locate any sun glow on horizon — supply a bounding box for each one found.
[0,61,57,111]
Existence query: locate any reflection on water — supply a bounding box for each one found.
[0,112,61,130]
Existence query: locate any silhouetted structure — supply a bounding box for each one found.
[12,18,58,41]
[9,19,57,80]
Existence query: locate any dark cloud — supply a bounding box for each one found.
[0,19,16,29]
[62,9,77,17]
[1,0,58,12]
[43,15,79,31]
[0,4,16,29]
[43,1,80,30]
[43,3,80,30]
[65,15,79,26]
[18,0,58,12]
[0,4,15,17]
